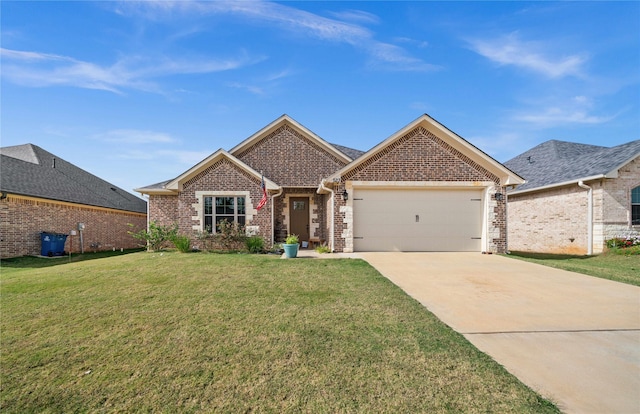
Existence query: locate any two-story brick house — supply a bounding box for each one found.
[136,114,524,253]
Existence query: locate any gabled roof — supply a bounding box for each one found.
[504,139,640,194]
[229,114,354,163]
[135,149,280,194]
[1,144,147,213]
[325,113,525,187]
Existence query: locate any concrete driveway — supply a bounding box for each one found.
[358,252,640,414]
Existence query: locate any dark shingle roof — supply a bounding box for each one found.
[330,143,366,160]
[504,139,640,192]
[1,144,147,213]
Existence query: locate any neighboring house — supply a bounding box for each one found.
[504,139,640,255]
[0,144,147,258]
[136,114,523,253]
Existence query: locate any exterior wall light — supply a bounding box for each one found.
[495,192,503,201]
[342,189,348,201]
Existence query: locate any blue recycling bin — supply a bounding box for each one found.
[40,232,68,257]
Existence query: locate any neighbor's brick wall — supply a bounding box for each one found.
[601,156,640,241]
[508,156,640,255]
[235,124,349,187]
[0,195,147,258]
[336,126,504,252]
[508,186,589,255]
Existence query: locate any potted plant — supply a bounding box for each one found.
[283,234,299,258]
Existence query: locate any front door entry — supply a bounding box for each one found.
[289,197,310,242]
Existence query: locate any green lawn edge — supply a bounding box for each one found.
[1,252,559,413]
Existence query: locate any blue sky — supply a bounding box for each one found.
[2,1,639,196]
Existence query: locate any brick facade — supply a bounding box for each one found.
[145,123,349,248]
[143,116,518,253]
[508,186,589,254]
[336,127,505,253]
[0,195,147,258]
[235,124,348,186]
[508,155,640,254]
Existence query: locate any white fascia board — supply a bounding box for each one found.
[509,174,606,196]
[134,187,176,195]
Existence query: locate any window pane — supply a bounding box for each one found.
[216,197,234,214]
[237,197,246,214]
[632,205,640,225]
[204,216,213,233]
[632,187,640,204]
[204,197,212,215]
[238,216,246,226]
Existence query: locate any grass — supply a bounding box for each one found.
[1,252,558,413]
[506,251,640,286]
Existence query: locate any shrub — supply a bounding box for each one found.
[315,243,331,254]
[194,220,247,252]
[245,236,265,254]
[605,235,640,256]
[285,234,299,245]
[128,221,178,252]
[171,234,192,253]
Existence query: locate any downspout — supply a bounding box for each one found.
[578,181,593,255]
[270,188,283,247]
[318,179,335,252]
[504,188,509,254]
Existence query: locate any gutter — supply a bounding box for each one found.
[509,174,606,196]
[318,179,335,252]
[270,188,283,247]
[578,181,593,256]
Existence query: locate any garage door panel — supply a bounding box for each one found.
[353,188,483,252]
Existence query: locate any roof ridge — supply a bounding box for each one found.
[0,143,42,165]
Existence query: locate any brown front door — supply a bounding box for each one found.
[289,197,310,242]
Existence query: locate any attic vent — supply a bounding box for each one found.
[110,187,117,191]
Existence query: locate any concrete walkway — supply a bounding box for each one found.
[356,252,640,414]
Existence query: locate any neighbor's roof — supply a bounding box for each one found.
[0,144,147,213]
[504,139,640,193]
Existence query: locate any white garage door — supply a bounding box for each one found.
[353,188,484,252]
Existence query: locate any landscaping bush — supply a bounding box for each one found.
[245,236,265,253]
[195,220,247,252]
[315,243,331,253]
[606,235,640,255]
[128,221,178,252]
[171,234,192,253]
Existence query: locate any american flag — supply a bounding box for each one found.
[256,175,268,211]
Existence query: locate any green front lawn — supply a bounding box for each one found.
[1,252,557,413]
[506,251,640,286]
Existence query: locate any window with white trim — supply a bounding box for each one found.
[632,186,640,225]
[203,196,246,233]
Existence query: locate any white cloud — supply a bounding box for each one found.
[0,47,262,94]
[468,32,587,78]
[226,81,265,96]
[514,107,614,126]
[96,129,177,144]
[328,9,380,25]
[121,0,435,72]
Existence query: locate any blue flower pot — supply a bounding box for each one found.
[283,243,299,258]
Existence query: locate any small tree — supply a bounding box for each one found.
[129,221,178,252]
